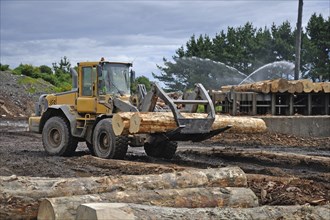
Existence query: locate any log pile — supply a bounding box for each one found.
[75,203,330,220]
[112,112,267,136]
[220,79,330,94]
[1,166,256,219]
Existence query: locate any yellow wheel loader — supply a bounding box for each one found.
[29,59,230,159]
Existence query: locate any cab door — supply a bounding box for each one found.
[77,65,97,113]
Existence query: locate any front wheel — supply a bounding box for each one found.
[93,119,128,159]
[144,141,177,159]
[42,116,78,156]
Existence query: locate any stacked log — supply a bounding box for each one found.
[112,112,267,136]
[1,167,251,219]
[75,203,330,220]
[220,79,330,94]
[38,187,258,220]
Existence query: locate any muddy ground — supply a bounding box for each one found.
[0,122,329,208]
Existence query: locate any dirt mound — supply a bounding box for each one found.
[0,71,56,117]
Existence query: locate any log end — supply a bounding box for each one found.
[76,203,135,220]
[38,199,55,220]
[112,114,125,136]
[129,113,142,134]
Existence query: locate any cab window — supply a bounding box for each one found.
[82,67,92,96]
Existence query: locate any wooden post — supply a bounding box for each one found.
[289,94,294,115]
[232,93,237,116]
[271,93,276,115]
[308,93,312,115]
[325,93,329,115]
[294,0,303,80]
[252,93,257,115]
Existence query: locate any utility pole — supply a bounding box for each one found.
[294,0,303,80]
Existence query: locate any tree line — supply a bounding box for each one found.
[154,13,329,91]
[0,57,151,93]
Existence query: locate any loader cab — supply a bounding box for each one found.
[97,62,132,96]
[76,61,133,114]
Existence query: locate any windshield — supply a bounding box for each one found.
[100,63,130,95]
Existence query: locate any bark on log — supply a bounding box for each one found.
[220,85,234,92]
[183,149,330,171]
[219,80,329,94]
[0,167,247,219]
[128,112,267,135]
[246,174,299,184]
[250,80,271,93]
[75,203,330,220]
[38,187,258,220]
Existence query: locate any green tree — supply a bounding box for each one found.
[52,56,71,75]
[305,13,330,81]
[0,63,10,71]
[131,76,152,93]
[39,65,53,74]
[271,21,295,61]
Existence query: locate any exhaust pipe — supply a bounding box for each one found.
[70,68,78,90]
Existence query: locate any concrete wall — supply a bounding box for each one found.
[259,116,330,137]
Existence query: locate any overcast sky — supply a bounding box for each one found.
[0,0,329,79]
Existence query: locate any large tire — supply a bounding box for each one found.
[93,118,128,159]
[144,141,178,159]
[42,116,78,156]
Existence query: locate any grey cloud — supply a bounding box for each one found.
[1,0,328,79]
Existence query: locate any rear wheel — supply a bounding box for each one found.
[93,119,128,159]
[144,141,177,159]
[42,116,78,156]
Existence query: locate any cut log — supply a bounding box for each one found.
[220,85,234,92]
[287,80,303,93]
[221,81,272,94]
[250,80,271,94]
[0,167,247,219]
[38,187,258,220]
[313,82,323,93]
[298,79,314,93]
[321,82,330,93]
[75,203,330,220]
[213,115,267,134]
[181,149,330,171]
[112,112,136,136]
[128,112,267,135]
[270,79,289,93]
[246,174,299,184]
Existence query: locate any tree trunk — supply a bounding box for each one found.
[75,203,330,220]
[0,167,247,219]
[38,187,258,220]
[127,112,267,135]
